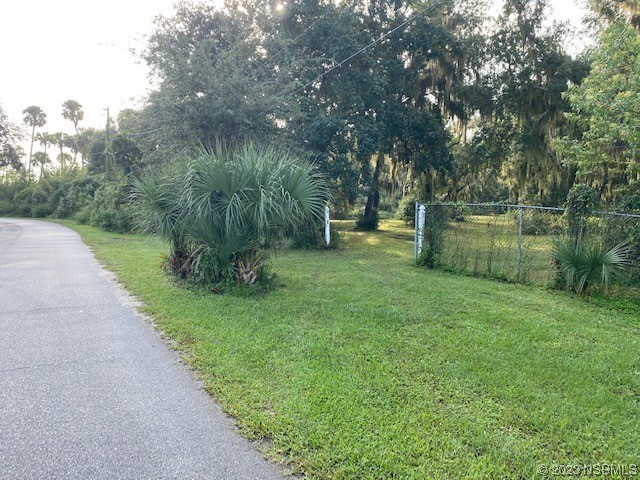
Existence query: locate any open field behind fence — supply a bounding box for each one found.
[417,203,640,295]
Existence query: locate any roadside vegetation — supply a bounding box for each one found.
[132,143,328,289]
[58,218,640,479]
[3,0,640,232]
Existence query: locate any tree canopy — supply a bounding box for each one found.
[0,105,24,172]
[559,21,640,202]
[6,0,640,216]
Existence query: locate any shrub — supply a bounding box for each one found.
[89,181,135,233]
[564,184,598,244]
[396,192,419,225]
[514,210,561,236]
[55,175,101,218]
[74,206,92,225]
[30,204,54,218]
[329,199,354,220]
[599,214,640,285]
[553,238,632,296]
[12,186,37,217]
[451,205,468,222]
[290,219,342,250]
[132,143,328,288]
[0,200,12,215]
[416,204,447,268]
[29,183,58,217]
[0,171,102,220]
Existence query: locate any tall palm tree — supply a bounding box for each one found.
[62,100,84,134]
[32,152,50,179]
[62,100,84,166]
[52,132,68,172]
[22,106,47,178]
[35,132,51,157]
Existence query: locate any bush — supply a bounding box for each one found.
[553,237,632,296]
[396,193,419,225]
[89,181,135,233]
[74,206,92,225]
[30,204,54,218]
[514,210,561,236]
[290,219,342,250]
[132,143,328,288]
[564,184,598,244]
[447,204,473,222]
[0,177,30,215]
[12,186,37,217]
[0,200,12,215]
[416,204,447,268]
[0,171,103,220]
[55,175,101,218]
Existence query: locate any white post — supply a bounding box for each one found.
[517,206,523,282]
[416,204,426,258]
[414,202,419,260]
[324,205,331,246]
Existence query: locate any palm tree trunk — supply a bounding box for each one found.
[28,125,35,179]
[234,250,264,285]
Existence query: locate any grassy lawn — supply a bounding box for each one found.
[58,219,639,479]
[437,214,556,285]
[436,214,640,292]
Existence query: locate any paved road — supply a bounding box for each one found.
[0,219,283,480]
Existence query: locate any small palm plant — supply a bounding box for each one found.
[553,238,632,296]
[131,162,195,277]
[132,143,328,287]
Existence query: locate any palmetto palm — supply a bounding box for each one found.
[133,143,327,286]
[131,161,192,276]
[554,238,633,296]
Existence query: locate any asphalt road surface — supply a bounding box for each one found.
[0,218,283,480]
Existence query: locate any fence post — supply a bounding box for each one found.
[324,205,331,246]
[414,202,419,260]
[415,203,426,261]
[517,206,523,282]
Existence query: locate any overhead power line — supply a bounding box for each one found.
[280,0,446,100]
[254,1,343,78]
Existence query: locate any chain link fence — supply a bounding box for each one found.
[415,202,640,291]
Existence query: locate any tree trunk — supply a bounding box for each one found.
[234,250,264,285]
[28,125,35,179]
[390,151,397,210]
[424,167,437,203]
[360,150,384,231]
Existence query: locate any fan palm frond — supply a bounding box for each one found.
[554,238,632,296]
[132,142,328,286]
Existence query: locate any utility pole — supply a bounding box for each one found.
[104,107,112,178]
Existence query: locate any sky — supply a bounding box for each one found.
[1,0,588,145]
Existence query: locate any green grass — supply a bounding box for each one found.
[58,219,639,479]
[436,214,639,292]
[435,214,557,284]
